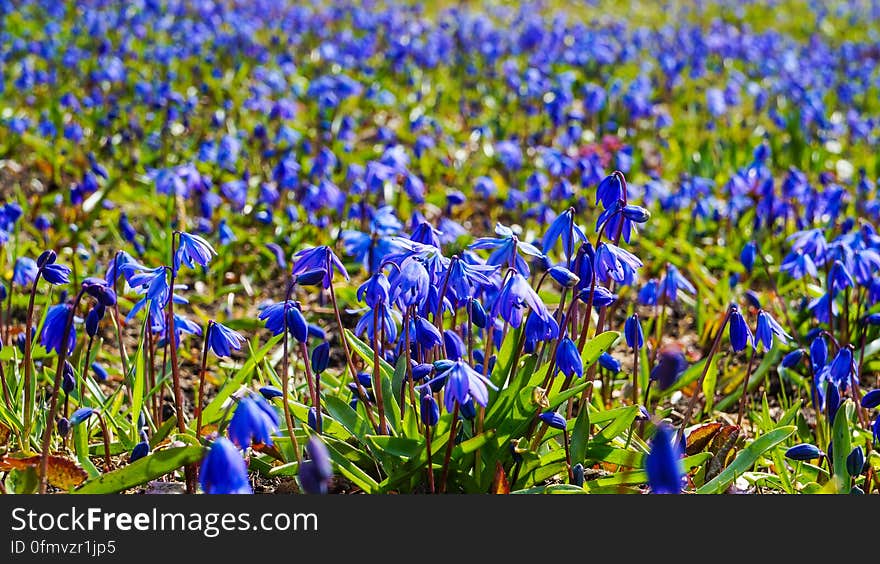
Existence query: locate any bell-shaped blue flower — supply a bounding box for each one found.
[208,321,245,358]
[556,337,583,379]
[646,424,684,494]
[228,395,280,448]
[200,437,252,494]
[39,303,76,355]
[299,437,333,495]
[728,307,752,352]
[174,231,216,272]
[624,314,643,348]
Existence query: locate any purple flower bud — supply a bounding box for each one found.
[57,417,70,438]
[539,411,566,430]
[311,342,330,374]
[860,389,880,409]
[70,407,95,425]
[621,204,650,223]
[785,443,823,461]
[37,249,57,267]
[781,349,804,368]
[420,392,439,427]
[846,447,865,476]
[624,314,643,348]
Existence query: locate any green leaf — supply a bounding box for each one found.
[129,312,150,443]
[831,400,854,493]
[74,446,205,494]
[580,331,620,368]
[201,334,281,423]
[323,438,380,494]
[570,404,590,464]
[697,426,796,494]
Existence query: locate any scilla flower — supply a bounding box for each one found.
[174,231,216,272]
[228,394,280,448]
[646,424,684,494]
[208,321,245,357]
[624,314,643,348]
[728,307,752,352]
[754,310,790,350]
[39,303,76,355]
[299,437,333,495]
[291,246,349,289]
[556,337,583,379]
[200,437,252,494]
[426,359,497,413]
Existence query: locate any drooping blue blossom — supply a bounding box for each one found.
[39,303,76,355]
[200,437,252,494]
[228,395,280,448]
[728,307,752,352]
[175,231,216,272]
[646,425,684,494]
[208,321,245,358]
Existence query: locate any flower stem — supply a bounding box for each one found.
[194,321,214,437]
[438,402,459,494]
[371,305,387,435]
[328,280,378,431]
[22,271,43,451]
[38,287,85,494]
[678,305,733,443]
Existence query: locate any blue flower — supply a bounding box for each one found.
[828,347,854,389]
[638,279,660,306]
[200,437,252,494]
[228,395,280,448]
[651,345,688,390]
[41,262,71,285]
[781,349,804,368]
[70,407,95,425]
[357,272,390,308]
[542,208,586,259]
[208,321,245,358]
[427,359,497,413]
[754,310,790,350]
[259,301,308,342]
[82,277,117,306]
[420,392,440,427]
[810,335,828,372]
[291,246,349,289]
[13,257,38,286]
[175,231,216,272]
[846,447,865,477]
[39,303,76,355]
[444,259,496,305]
[861,389,880,409]
[780,250,817,279]
[594,243,642,285]
[556,338,583,379]
[259,386,284,400]
[598,352,621,373]
[785,444,823,461]
[728,307,752,352]
[469,223,544,276]
[595,173,623,207]
[740,241,757,273]
[311,342,330,374]
[646,424,684,494]
[391,258,430,307]
[547,265,580,288]
[624,314,643,348]
[299,437,333,495]
[539,411,566,430]
[659,264,696,303]
[493,272,550,329]
[130,441,150,463]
